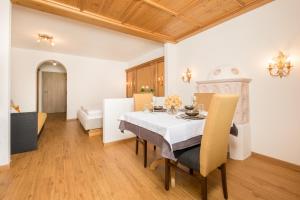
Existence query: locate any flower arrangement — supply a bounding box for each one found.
[164,95,182,110]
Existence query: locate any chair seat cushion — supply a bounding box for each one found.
[174,145,200,171]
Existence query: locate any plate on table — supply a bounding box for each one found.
[185,110,199,117]
[153,106,167,112]
[177,113,206,120]
[184,105,194,110]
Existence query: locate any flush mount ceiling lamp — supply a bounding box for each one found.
[268,51,293,78]
[37,33,55,46]
[182,68,192,83]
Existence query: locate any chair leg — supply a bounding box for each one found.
[143,140,147,168]
[135,136,139,155]
[201,177,207,200]
[154,145,156,151]
[189,168,193,175]
[220,163,228,199]
[165,158,170,190]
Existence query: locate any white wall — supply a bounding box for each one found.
[127,47,164,67]
[165,0,300,165]
[103,97,165,144]
[11,48,127,119]
[103,98,135,143]
[0,0,11,166]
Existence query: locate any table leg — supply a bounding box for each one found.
[144,140,147,168]
[171,166,176,188]
[136,136,139,155]
[165,158,170,190]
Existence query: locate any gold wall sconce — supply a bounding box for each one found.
[37,33,55,46]
[268,51,293,78]
[126,81,133,88]
[182,68,192,83]
[158,76,164,86]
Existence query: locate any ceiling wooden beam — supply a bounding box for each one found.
[141,0,201,28]
[141,0,177,16]
[12,0,175,43]
[234,0,246,7]
[120,0,143,24]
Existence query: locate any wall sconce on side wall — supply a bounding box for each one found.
[182,68,192,83]
[268,51,293,78]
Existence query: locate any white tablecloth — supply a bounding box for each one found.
[120,111,205,150]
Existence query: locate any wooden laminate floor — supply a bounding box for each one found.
[0,113,299,200]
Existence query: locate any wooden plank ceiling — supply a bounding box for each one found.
[12,0,273,43]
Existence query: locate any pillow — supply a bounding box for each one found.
[10,100,21,113]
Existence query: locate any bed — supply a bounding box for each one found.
[77,106,103,131]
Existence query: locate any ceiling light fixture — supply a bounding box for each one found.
[37,33,55,46]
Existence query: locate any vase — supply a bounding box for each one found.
[168,106,177,115]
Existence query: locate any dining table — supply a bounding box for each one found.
[119,110,206,187]
[119,110,205,159]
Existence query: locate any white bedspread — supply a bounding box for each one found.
[81,106,102,118]
[120,111,205,147]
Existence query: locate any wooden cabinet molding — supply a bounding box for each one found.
[126,57,164,72]
[126,57,164,97]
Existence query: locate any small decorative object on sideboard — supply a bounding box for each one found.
[140,85,154,93]
[164,95,182,114]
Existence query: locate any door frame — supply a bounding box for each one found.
[36,60,67,118]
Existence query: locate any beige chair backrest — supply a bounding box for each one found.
[200,94,239,177]
[133,93,153,111]
[194,93,215,111]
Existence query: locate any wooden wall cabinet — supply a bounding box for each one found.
[126,69,136,98]
[126,57,164,97]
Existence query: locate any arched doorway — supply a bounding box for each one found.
[37,60,67,118]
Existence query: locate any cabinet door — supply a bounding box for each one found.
[156,61,164,97]
[126,70,136,98]
[136,64,156,93]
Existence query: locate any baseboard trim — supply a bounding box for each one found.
[103,137,135,147]
[0,163,10,172]
[252,152,300,170]
[67,118,77,121]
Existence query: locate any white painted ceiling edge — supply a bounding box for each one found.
[11,5,163,62]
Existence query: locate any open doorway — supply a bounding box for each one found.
[37,60,67,118]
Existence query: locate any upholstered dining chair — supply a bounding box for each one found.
[133,93,155,167]
[133,93,153,112]
[165,94,239,200]
[194,93,215,111]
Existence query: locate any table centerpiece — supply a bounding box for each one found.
[164,95,182,114]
